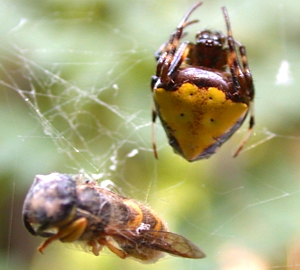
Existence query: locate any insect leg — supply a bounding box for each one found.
[37,218,87,253]
[98,238,127,259]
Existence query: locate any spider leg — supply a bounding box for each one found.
[222,7,255,157]
[152,103,159,159]
[150,75,159,159]
[236,43,255,100]
[157,2,202,84]
[233,44,255,157]
[167,41,192,78]
[222,7,245,95]
[238,44,255,130]
[232,101,254,157]
[154,32,193,61]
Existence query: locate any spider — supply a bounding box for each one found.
[151,1,255,162]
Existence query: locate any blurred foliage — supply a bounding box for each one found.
[1,0,300,269]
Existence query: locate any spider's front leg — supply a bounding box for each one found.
[157,42,193,87]
[222,8,244,94]
[156,3,200,85]
[168,42,192,78]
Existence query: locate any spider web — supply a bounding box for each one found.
[1,43,148,174]
[1,0,300,270]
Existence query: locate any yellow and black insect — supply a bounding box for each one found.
[151,2,255,162]
[22,173,205,262]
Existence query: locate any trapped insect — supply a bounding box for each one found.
[22,173,205,262]
[151,1,255,161]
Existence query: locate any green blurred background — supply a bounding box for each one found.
[1,0,300,269]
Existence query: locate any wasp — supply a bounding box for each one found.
[22,173,205,262]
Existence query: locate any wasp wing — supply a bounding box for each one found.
[138,230,205,259]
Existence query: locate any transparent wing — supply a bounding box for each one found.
[138,230,206,259]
